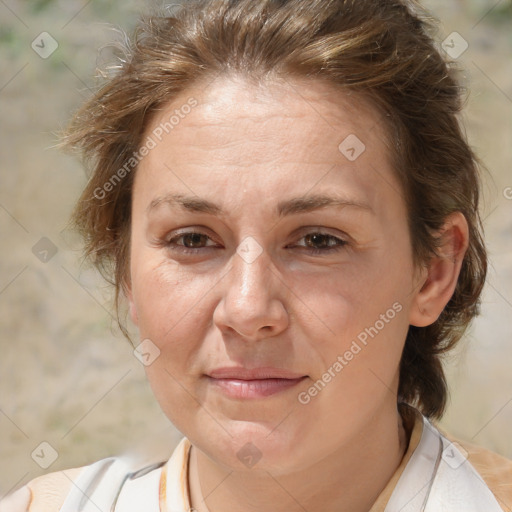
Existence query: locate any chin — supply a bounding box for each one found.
[192,418,311,474]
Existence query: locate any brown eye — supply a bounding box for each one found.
[301,233,346,251]
[287,231,348,255]
[165,230,220,256]
[180,233,209,248]
[304,233,338,249]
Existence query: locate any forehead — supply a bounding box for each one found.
[135,75,400,212]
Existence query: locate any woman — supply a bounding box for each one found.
[4,0,511,510]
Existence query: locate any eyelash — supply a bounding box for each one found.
[165,230,348,256]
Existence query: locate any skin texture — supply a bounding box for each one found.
[127,76,468,512]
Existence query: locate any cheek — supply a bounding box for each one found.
[302,254,412,378]
[310,254,411,329]
[130,258,222,389]
[132,261,214,423]
[132,257,207,336]
[299,292,408,426]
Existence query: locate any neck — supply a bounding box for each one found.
[188,405,409,512]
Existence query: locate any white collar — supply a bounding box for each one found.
[60,416,502,512]
[384,415,502,511]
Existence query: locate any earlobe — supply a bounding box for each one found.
[409,212,469,327]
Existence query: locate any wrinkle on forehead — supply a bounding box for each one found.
[145,77,388,164]
[135,74,400,223]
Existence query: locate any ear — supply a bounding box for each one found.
[123,277,139,326]
[409,212,469,327]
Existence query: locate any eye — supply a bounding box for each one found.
[166,231,219,254]
[292,232,347,254]
[162,229,347,256]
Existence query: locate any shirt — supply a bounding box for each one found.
[6,407,512,511]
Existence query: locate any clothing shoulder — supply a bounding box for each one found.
[0,467,82,512]
[447,432,512,511]
[1,453,172,512]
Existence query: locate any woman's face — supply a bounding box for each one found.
[128,76,424,472]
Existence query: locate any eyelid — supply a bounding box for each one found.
[167,229,220,247]
[290,225,350,243]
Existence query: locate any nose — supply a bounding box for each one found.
[213,245,289,341]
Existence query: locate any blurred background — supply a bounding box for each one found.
[0,0,511,498]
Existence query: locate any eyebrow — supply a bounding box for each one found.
[147,193,373,217]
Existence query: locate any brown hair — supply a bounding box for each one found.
[65,0,487,419]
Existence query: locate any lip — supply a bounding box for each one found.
[208,367,306,380]
[206,367,307,399]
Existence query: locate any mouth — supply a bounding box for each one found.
[205,367,308,399]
